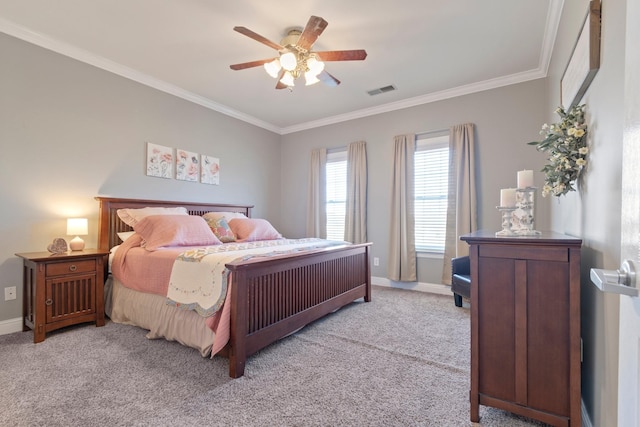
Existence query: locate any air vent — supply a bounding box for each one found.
[367,85,397,96]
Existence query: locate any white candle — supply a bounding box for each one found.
[500,188,517,207]
[517,170,534,189]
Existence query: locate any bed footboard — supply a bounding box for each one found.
[226,243,371,378]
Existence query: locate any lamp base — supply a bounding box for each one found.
[69,236,85,251]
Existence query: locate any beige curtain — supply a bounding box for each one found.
[442,123,477,284]
[388,134,417,281]
[306,148,327,238]
[345,141,367,243]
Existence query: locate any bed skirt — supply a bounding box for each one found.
[105,276,216,357]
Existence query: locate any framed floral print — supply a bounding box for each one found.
[176,149,199,182]
[201,155,220,185]
[146,142,173,179]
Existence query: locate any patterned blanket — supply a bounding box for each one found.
[166,238,344,317]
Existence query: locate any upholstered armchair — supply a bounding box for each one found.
[451,256,471,307]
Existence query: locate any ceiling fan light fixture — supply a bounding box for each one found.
[231,16,366,89]
[306,56,325,74]
[263,58,281,78]
[280,71,295,87]
[304,70,320,86]
[279,52,297,71]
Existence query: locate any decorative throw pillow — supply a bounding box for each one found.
[203,216,236,243]
[117,206,188,227]
[228,218,283,242]
[133,215,221,251]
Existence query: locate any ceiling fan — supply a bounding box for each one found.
[230,16,367,89]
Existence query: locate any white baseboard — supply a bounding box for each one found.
[372,276,452,296]
[0,317,22,336]
[0,278,448,337]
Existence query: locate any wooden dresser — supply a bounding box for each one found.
[460,231,581,427]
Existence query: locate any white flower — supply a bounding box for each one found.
[529,104,588,197]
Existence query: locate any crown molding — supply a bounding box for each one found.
[280,67,547,134]
[280,0,563,135]
[1,0,563,136]
[0,17,281,134]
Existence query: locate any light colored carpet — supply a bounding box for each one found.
[0,286,548,426]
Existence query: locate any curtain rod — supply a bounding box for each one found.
[416,128,449,137]
[327,146,346,154]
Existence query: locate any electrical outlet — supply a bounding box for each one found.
[373,257,380,266]
[4,286,17,301]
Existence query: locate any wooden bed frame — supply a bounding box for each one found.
[96,197,372,378]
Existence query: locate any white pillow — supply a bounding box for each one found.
[117,206,188,227]
[117,231,136,242]
[202,211,248,222]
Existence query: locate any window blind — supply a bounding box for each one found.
[414,136,449,253]
[326,150,347,241]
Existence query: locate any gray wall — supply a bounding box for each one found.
[543,0,625,425]
[280,80,550,283]
[0,33,282,323]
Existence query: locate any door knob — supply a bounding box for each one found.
[590,259,639,297]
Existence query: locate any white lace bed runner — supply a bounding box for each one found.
[166,238,344,317]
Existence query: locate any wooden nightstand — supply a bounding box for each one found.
[15,249,109,343]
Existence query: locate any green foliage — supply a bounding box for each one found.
[528,104,588,197]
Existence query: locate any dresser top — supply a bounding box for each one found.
[460,230,582,245]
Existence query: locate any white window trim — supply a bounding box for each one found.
[414,132,449,254]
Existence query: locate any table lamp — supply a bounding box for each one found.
[67,218,88,251]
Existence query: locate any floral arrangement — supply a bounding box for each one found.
[528,104,588,197]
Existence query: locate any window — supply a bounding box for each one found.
[325,150,347,240]
[414,134,449,253]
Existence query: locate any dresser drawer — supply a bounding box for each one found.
[46,259,96,277]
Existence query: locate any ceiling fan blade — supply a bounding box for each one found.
[296,16,328,51]
[275,69,288,90]
[314,50,368,61]
[230,58,275,70]
[317,70,341,87]
[233,26,284,51]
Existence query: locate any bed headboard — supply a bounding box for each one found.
[95,197,253,251]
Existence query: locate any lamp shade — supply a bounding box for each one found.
[263,58,281,78]
[279,52,297,71]
[67,218,88,236]
[280,71,295,87]
[306,56,325,74]
[304,70,320,86]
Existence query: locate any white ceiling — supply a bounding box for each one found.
[0,0,563,134]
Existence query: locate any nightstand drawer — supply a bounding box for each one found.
[46,259,96,277]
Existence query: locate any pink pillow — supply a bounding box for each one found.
[117,206,188,227]
[228,218,282,242]
[133,215,221,251]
